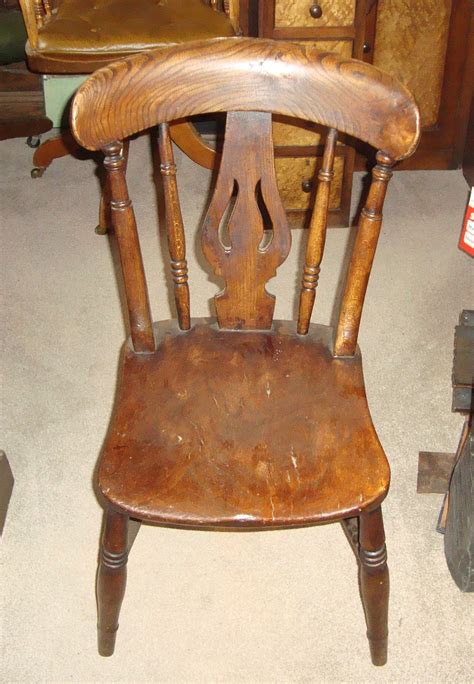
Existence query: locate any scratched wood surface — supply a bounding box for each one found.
[99,320,389,526]
[202,111,291,330]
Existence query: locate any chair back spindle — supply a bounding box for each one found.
[201,110,291,330]
[333,152,394,356]
[158,123,191,330]
[103,141,155,353]
[297,128,338,335]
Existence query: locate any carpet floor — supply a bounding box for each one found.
[1,134,473,682]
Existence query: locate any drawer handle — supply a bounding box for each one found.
[302,180,313,193]
[309,4,323,19]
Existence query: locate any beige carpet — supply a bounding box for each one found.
[1,134,473,683]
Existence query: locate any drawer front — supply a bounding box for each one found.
[275,156,345,211]
[275,0,356,28]
[272,40,353,147]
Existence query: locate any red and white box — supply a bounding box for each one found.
[459,187,474,257]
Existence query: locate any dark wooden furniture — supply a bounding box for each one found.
[0,5,52,141]
[71,37,420,663]
[0,57,52,142]
[18,0,239,231]
[259,0,474,226]
[445,420,474,592]
[417,311,474,592]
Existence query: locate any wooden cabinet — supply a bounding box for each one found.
[258,0,474,227]
[259,0,367,227]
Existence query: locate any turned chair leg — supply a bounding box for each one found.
[96,139,130,235]
[97,507,129,656]
[359,506,389,666]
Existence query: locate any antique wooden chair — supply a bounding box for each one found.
[18,0,238,232]
[71,38,420,665]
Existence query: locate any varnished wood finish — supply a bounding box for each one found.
[31,130,81,172]
[97,508,128,657]
[298,128,337,334]
[274,154,344,203]
[359,507,389,666]
[71,39,420,162]
[103,142,155,353]
[202,111,290,330]
[99,320,389,526]
[97,138,129,236]
[274,0,356,29]
[334,152,394,357]
[69,38,420,662]
[158,123,191,330]
[168,120,217,170]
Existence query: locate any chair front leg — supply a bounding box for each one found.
[97,507,129,656]
[359,506,389,666]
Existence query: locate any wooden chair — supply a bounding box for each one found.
[71,38,420,665]
[18,0,238,232]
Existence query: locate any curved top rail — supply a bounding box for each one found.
[71,37,420,160]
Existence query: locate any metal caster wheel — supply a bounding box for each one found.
[95,224,109,235]
[26,135,41,149]
[31,167,45,179]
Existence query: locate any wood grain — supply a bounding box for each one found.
[71,38,420,161]
[98,319,390,526]
[202,111,291,330]
[103,141,155,353]
[271,39,352,147]
[334,152,394,356]
[298,128,338,334]
[373,0,452,127]
[158,123,191,331]
[274,155,344,210]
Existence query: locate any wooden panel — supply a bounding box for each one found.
[275,0,356,28]
[202,111,291,330]
[272,39,353,146]
[373,0,452,128]
[275,156,344,211]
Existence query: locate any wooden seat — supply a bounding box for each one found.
[70,38,420,664]
[100,320,389,526]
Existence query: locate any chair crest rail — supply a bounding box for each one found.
[71,38,420,160]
